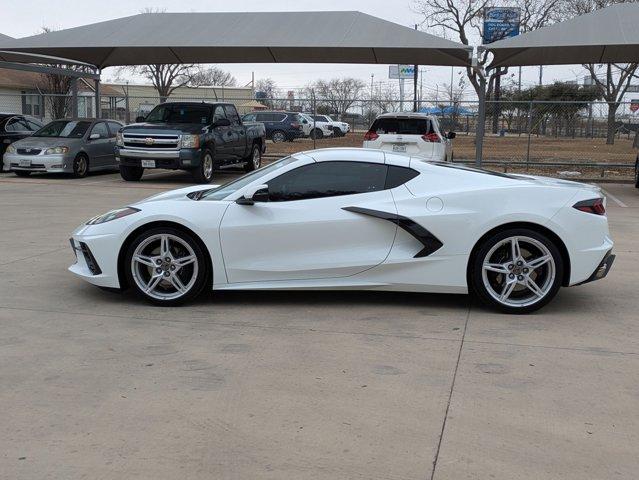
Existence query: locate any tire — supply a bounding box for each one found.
[73,154,89,178]
[120,165,144,182]
[124,227,209,306]
[309,128,323,140]
[271,130,286,143]
[470,228,564,314]
[244,143,262,172]
[14,170,31,177]
[634,155,639,188]
[192,150,214,184]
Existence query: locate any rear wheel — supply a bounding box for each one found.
[634,155,639,188]
[120,165,144,181]
[14,170,31,177]
[271,130,286,143]
[192,150,214,183]
[124,227,208,306]
[470,228,563,314]
[73,154,89,178]
[244,143,262,172]
[309,128,323,140]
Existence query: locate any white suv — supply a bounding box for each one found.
[363,113,454,161]
[299,113,334,140]
[310,115,350,137]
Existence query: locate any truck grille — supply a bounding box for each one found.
[122,133,180,150]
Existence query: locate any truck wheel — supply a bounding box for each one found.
[120,165,144,181]
[635,155,639,189]
[192,150,214,184]
[310,128,323,140]
[271,130,286,143]
[244,143,262,172]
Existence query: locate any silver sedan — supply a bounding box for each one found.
[3,118,123,178]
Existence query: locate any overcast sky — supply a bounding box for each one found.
[1,0,592,100]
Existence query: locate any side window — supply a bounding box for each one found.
[90,122,109,139]
[213,105,227,123]
[27,120,42,131]
[5,117,29,132]
[385,166,420,189]
[274,114,286,122]
[107,122,122,138]
[243,114,256,122]
[224,105,241,126]
[267,161,387,202]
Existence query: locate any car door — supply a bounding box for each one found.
[219,160,398,283]
[224,104,245,159]
[105,121,123,167]
[431,117,451,161]
[211,105,233,160]
[85,122,112,168]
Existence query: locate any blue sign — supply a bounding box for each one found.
[483,7,520,44]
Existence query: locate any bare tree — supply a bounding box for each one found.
[309,77,366,116]
[190,67,237,87]
[562,0,639,144]
[372,82,402,113]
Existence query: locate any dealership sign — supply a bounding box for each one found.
[389,65,416,79]
[483,7,520,44]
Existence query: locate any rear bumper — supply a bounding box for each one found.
[116,147,201,169]
[576,250,615,286]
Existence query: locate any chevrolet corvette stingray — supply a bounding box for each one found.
[69,148,614,313]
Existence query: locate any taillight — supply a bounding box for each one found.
[422,132,440,143]
[573,198,606,215]
[291,122,300,129]
[364,130,379,141]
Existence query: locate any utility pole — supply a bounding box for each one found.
[518,66,522,93]
[539,65,543,86]
[450,67,454,106]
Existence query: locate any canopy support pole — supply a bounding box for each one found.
[71,78,78,118]
[475,73,487,167]
[94,71,101,119]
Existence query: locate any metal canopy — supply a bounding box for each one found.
[0,32,98,67]
[486,3,639,67]
[0,11,472,68]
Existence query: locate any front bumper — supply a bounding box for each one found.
[116,147,202,170]
[4,152,74,173]
[69,232,121,288]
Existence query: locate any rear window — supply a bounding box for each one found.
[370,117,432,135]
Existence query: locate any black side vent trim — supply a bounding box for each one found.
[342,206,443,258]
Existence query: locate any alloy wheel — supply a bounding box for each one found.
[252,146,261,169]
[130,233,199,301]
[481,235,556,308]
[203,153,213,180]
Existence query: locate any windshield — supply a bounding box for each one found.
[33,120,91,138]
[199,156,300,201]
[144,104,212,124]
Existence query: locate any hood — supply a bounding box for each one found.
[132,185,220,206]
[123,123,207,135]
[13,137,83,148]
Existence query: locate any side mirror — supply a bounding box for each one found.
[135,116,145,123]
[236,184,269,205]
[447,131,456,139]
[89,133,100,140]
[212,118,231,128]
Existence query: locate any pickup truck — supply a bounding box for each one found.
[115,102,266,183]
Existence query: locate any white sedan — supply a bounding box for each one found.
[69,148,614,313]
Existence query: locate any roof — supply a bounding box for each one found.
[487,3,639,67]
[0,69,120,94]
[0,11,472,67]
[376,112,435,119]
[0,33,13,43]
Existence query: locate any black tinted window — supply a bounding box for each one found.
[385,166,420,189]
[267,161,387,202]
[145,104,212,124]
[224,105,241,125]
[370,117,432,135]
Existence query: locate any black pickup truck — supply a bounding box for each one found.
[115,102,266,183]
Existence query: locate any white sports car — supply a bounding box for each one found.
[69,148,615,313]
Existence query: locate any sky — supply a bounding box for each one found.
[0,0,597,101]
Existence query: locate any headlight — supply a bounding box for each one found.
[5,144,16,154]
[44,146,69,155]
[86,207,140,225]
[180,134,200,149]
[116,131,124,146]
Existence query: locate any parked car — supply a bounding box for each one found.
[241,111,303,143]
[363,113,455,162]
[310,114,350,137]
[69,148,614,313]
[0,114,44,171]
[3,118,122,178]
[299,113,334,140]
[116,102,266,184]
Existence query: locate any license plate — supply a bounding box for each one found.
[19,159,31,167]
[392,144,407,153]
[141,160,156,168]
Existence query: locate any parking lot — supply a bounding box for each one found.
[1,170,638,479]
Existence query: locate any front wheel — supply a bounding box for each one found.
[244,143,262,172]
[124,227,209,306]
[120,165,144,181]
[470,229,563,314]
[73,154,89,178]
[271,130,286,143]
[309,128,323,140]
[192,150,214,183]
[634,155,639,188]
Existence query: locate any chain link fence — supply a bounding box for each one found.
[1,91,636,178]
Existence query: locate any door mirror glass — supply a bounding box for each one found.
[212,118,231,128]
[447,131,456,139]
[237,184,269,205]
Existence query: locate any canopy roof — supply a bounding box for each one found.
[0,11,472,68]
[487,3,639,67]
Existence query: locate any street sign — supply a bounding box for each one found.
[630,99,639,113]
[483,7,520,44]
[389,65,416,79]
